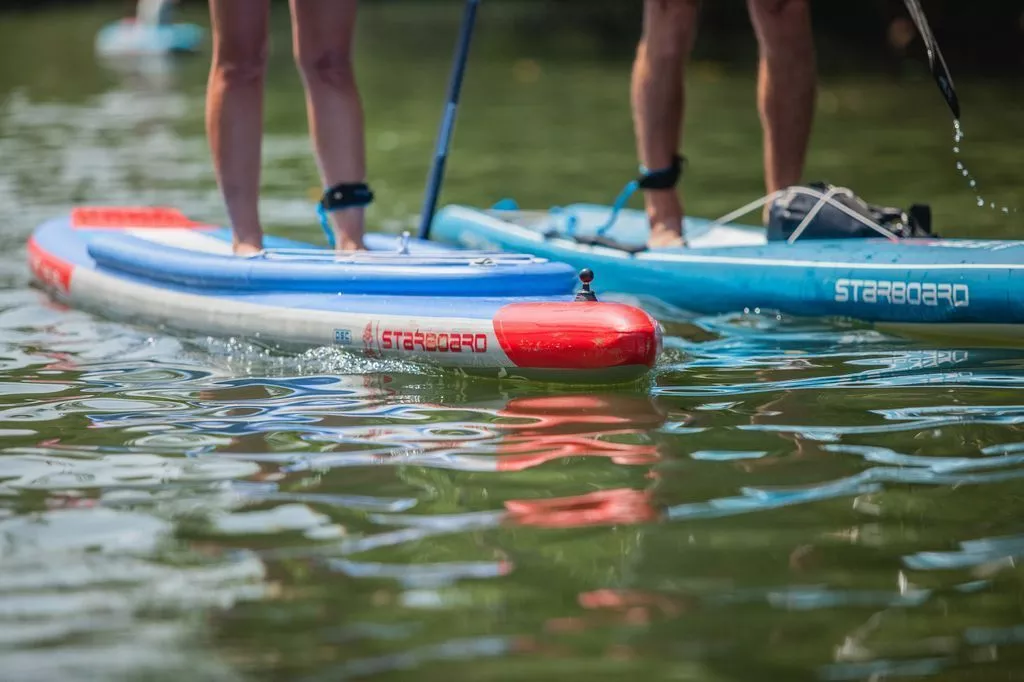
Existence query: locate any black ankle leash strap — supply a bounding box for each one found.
[317,182,375,247]
[320,182,374,212]
[589,153,687,239]
[637,154,685,191]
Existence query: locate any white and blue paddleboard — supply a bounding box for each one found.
[96,20,205,57]
[432,201,1024,338]
[27,206,661,382]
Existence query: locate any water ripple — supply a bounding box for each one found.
[1,20,1023,680]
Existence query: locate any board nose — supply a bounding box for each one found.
[492,302,662,371]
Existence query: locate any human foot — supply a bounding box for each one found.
[647,221,686,249]
[333,236,367,252]
[233,237,263,257]
[643,189,686,249]
[327,207,367,252]
[233,245,262,257]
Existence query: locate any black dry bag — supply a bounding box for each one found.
[766,182,936,242]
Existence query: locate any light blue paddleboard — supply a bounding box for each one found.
[432,200,1024,338]
[96,19,205,56]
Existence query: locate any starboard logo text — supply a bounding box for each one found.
[834,279,969,307]
[380,329,489,353]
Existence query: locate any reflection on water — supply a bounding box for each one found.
[0,2,1023,681]
[4,283,1024,680]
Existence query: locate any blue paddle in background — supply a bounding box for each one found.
[902,0,960,120]
[902,1,1018,214]
[417,0,481,241]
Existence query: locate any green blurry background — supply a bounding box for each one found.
[0,0,1020,239]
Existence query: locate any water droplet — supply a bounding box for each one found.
[949,121,1017,217]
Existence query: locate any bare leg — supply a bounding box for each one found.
[631,0,700,248]
[290,0,367,251]
[748,0,817,201]
[206,0,270,256]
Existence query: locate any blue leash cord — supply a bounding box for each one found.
[593,179,641,237]
[594,154,685,236]
[317,203,333,247]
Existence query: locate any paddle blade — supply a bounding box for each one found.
[903,0,960,119]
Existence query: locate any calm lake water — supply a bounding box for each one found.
[1,2,1023,681]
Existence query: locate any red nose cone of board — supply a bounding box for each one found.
[493,302,661,371]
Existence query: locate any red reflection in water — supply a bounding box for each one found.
[504,488,660,528]
[495,394,666,472]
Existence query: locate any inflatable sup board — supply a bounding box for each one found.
[96,20,205,57]
[27,207,661,382]
[432,200,1024,338]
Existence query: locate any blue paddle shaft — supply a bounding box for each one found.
[417,0,481,240]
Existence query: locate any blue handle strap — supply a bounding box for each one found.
[317,182,374,248]
[594,154,685,236]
